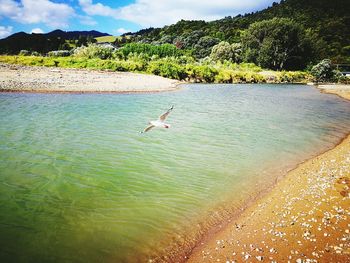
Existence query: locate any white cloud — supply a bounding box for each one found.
[0,0,20,17]
[30,28,44,34]
[79,0,116,17]
[0,25,13,38]
[79,0,279,27]
[0,0,75,28]
[115,27,131,35]
[78,15,97,26]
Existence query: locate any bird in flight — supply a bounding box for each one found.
[141,106,174,133]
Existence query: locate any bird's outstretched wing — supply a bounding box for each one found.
[141,125,155,133]
[158,106,174,121]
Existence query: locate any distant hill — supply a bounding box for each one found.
[127,0,350,63]
[0,30,110,54]
[46,30,109,39]
[1,0,349,63]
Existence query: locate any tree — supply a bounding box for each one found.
[58,42,71,50]
[87,35,97,44]
[193,36,220,59]
[310,59,341,83]
[181,30,205,49]
[159,35,174,44]
[242,18,315,70]
[76,35,87,47]
[210,41,242,62]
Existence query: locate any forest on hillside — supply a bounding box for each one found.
[0,0,349,72]
[122,0,349,67]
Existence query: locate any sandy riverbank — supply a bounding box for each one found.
[0,63,180,93]
[187,87,350,262]
[317,84,350,100]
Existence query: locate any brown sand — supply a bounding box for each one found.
[187,87,350,263]
[317,84,350,100]
[0,63,180,93]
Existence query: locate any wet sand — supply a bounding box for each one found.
[187,86,350,263]
[0,63,180,93]
[317,84,350,100]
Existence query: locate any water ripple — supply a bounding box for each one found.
[0,84,350,262]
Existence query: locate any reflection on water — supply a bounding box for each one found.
[0,84,350,262]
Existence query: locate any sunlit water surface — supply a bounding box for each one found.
[1,84,350,262]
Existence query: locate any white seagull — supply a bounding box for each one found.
[141,106,174,133]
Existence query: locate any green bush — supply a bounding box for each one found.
[175,55,195,65]
[193,36,220,59]
[233,63,262,72]
[215,69,234,83]
[121,60,145,72]
[0,55,309,84]
[216,71,266,83]
[147,59,187,80]
[43,59,59,67]
[278,71,309,83]
[73,44,115,60]
[210,42,242,63]
[339,76,350,84]
[47,50,71,57]
[119,43,184,58]
[189,65,218,82]
[230,71,250,83]
[19,50,30,56]
[310,59,339,83]
[125,53,149,71]
[31,51,41,56]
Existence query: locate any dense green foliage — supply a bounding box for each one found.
[310,59,342,83]
[18,50,30,56]
[127,0,349,65]
[0,0,348,77]
[47,50,71,57]
[210,42,242,63]
[0,55,312,84]
[73,44,115,60]
[242,18,315,70]
[117,43,184,59]
[147,58,187,80]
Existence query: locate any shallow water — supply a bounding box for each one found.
[0,84,350,262]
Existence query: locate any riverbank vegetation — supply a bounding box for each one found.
[0,0,348,84]
[125,0,349,66]
[2,37,348,84]
[0,52,310,84]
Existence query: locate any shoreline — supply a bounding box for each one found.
[0,63,181,93]
[316,84,350,101]
[2,62,349,261]
[0,88,181,95]
[186,85,350,262]
[162,131,350,263]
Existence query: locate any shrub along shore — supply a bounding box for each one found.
[0,55,310,84]
[1,40,348,85]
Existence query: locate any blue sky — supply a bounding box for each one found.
[0,0,279,38]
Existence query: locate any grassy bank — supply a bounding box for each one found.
[0,55,311,84]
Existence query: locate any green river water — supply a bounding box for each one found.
[0,84,350,262]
